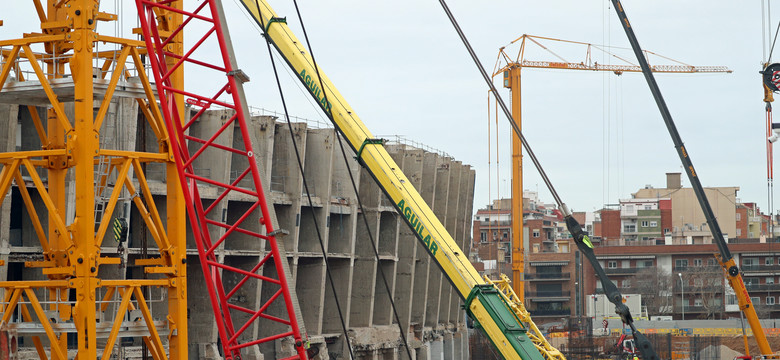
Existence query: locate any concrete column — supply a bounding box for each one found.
[416,343,430,360]
[430,339,444,360]
[410,152,438,333]
[449,165,471,323]
[425,157,451,328]
[439,161,463,325]
[388,146,423,337]
[442,333,454,360]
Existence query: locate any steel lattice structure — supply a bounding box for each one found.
[136,0,307,358]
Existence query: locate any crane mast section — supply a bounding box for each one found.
[239,1,545,359]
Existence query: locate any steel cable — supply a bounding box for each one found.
[288,1,415,358]
[253,2,355,358]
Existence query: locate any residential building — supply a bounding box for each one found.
[586,241,780,320]
[633,173,738,243]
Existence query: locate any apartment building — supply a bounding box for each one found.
[586,242,780,320]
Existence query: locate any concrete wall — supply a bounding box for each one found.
[0,102,474,359]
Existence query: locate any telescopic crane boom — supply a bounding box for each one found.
[613,0,774,356]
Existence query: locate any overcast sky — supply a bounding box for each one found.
[2,1,775,216]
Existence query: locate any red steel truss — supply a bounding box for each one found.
[136,1,307,358]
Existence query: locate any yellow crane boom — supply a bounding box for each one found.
[238,1,552,359]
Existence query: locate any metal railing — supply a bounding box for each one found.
[525,272,571,280]
[525,291,571,298]
[604,268,642,275]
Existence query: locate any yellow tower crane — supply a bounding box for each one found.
[492,34,732,303]
[0,1,188,358]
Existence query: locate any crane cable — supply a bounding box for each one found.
[435,0,565,213]
[436,1,660,360]
[287,1,415,358]
[252,2,355,359]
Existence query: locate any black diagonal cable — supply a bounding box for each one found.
[435,1,659,359]
[289,1,414,358]
[253,2,355,358]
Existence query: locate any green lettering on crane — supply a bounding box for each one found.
[397,199,439,256]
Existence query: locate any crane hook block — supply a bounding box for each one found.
[761,63,780,92]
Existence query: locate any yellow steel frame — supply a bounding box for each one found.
[485,275,565,360]
[240,1,538,358]
[0,1,186,358]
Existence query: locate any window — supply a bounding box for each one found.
[768,296,776,305]
[484,217,490,222]
[751,297,761,305]
[644,205,652,210]
[533,244,540,253]
[636,260,653,268]
[736,229,742,236]
[743,258,757,267]
[767,258,775,266]
[675,259,689,269]
[727,294,737,305]
[502,232,508,239]
[621,280,631,288]
[624,224,636,233]
[533,229,540,238]
[694,278,703,287]
[694,259,702,267]
[694,298,703,306]
[707,258,717,266]
[768,277,775,285]
[641,221,649,227]
[736,213,741,221]
[480,232,487,243]
[608,261,618,269]
[650,221,658,227]
[664,228,671,234]
[559,243,569,253]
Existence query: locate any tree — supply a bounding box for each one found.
[631,267,674,317]
[686,265,725,319]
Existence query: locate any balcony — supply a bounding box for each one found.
[604,268,642,275]
[745,283,780,291]
[742,264,780,272]
[529,309,571,316]
[674,265,721,273]
[525,272,571,281]
[526,291,571,298]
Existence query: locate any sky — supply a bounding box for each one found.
[1,1,775,216]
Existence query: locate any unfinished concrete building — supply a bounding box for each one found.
[0,96,475,359]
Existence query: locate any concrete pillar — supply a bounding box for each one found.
[452,330,463,360]
[411,152,438,333]
[449,165,471,323]
[388,146,423,337]
[416,343,430,360]
[425,157,451,328]
[442,333,454,360]
[439,161,463,325]
[430,339,444,360]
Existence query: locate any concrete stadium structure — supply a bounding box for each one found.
[0,101,474,359]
